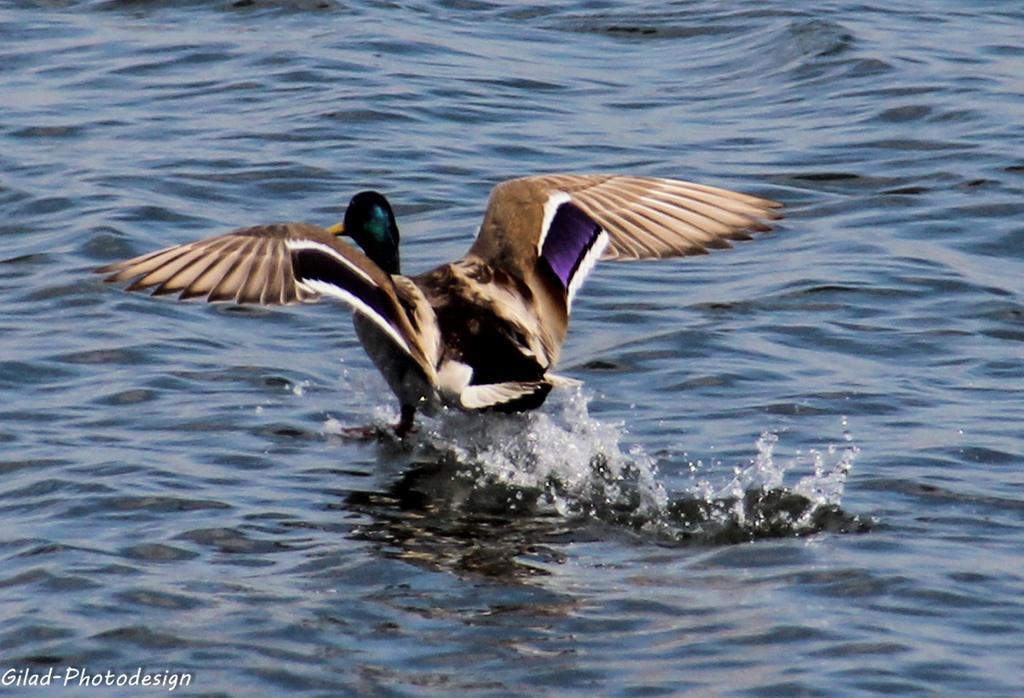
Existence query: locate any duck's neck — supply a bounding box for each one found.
[370,246,400,276]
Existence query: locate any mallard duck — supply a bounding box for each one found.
[98,174,781,436]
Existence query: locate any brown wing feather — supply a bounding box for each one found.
[95,222,354,305]
[472,174,781,264]
[98,221,438,381]
[556,174,777,261]
[464,173,781,363]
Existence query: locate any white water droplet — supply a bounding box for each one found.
[418,387,668,518]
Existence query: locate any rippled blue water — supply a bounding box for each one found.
[2,1,1023,695]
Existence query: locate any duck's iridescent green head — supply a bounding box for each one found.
[333,191,400,275]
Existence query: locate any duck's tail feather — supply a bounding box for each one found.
[460,381,553,412]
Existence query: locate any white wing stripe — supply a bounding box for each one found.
[298,279,413,357]
[567,229,609,309]
[285,239,377,286]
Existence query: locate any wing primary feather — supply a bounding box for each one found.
[595,211,648,259]
[208,245,256,303]
[236,239,272,304]
[148,249,216,296]
[261,242,288,305]
[142,245,222,292]
[617,184,754,233]
[99,243,194,282]
[630,199,721,244]
[664,179,782,211]
[150,238,238,296]
[654,181,781,220]
[182,238,248,300]
[652,190,769,232]
[574,190,661,257]
[121,244,206,290]
[589,182,732,240]
[581,190,679,258]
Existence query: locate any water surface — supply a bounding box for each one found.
[2,1,1023,695]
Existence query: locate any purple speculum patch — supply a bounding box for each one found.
[540,202,602,289]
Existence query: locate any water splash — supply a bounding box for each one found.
[419,389,669,522]
[678,422,863,542]
[712,426,856,514]
[327,390,867,545]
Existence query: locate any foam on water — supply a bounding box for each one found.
[421,388,669,521]
[323,389,865,543]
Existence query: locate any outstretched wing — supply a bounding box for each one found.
[97,223,342,305]
[529,174,781,261]
[96,222,434,374]
[466,174,781,364]
[470,174,782,298]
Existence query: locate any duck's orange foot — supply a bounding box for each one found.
[339,424,387,441]
[339,405,417,440]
